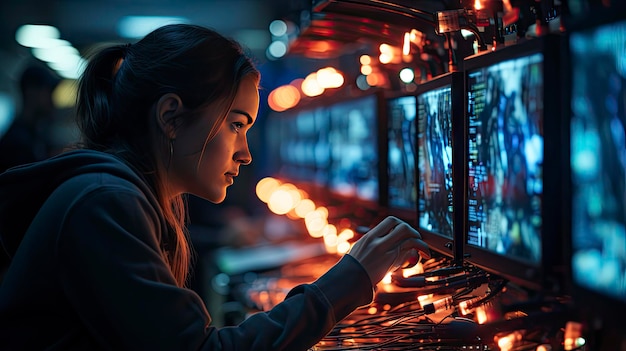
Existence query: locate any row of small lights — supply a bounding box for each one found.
[255,177,427,291]
[267,0,521,113]
[267,29,424,112]
[255,176,355,255]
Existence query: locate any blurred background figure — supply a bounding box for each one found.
[0,62,60,283]
[0,62,61,173]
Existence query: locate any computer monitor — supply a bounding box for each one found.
[265,106,330,196]
[416,72,465,260]
[464,35,565,292]
[565,9,626,323]
[383,93,417,225]
[326,93,383,209]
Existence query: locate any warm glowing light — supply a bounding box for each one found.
[310,41,331,53]
[286,188,302,207]
[301,73,324,97]
[316,67,344,89]
[317,207,329,218]
[359,55,371,65]
[323,224,337,237]
[304,208,328,238]
[52,79,78,108]
[564,321,585,350]
[337,241,351,254]
[267,188,294,215]
[475,305,488,324]
[360,64,373,76]
[366,72,384,86]
[379,43,392,53]
[280,85,300,108]
[474,0,482,10]
[290,78,305,93]
[401,262,424,278]
[379,53,392,64]
[322,224,339,254]
[379,43,397,64]
[496,331,522,351]
[294,198,315,218]
[286,209,300,220]
[417,294,434,303]
[268,85,300,112]
[459,298,479,316]
[337,229,354,242]
[403,32,411,56]
[256,177,281,203]
[367,306,378,314]
[381,272,393,285]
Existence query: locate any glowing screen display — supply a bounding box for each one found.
[417,85,454,238]
[466,52,544,266]
[570,19,626,302]
[388,96,417,210]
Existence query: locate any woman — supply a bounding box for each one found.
[0,24,430,350]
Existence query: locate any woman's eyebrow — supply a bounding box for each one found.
[231,109,253,124]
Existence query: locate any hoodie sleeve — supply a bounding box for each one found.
[56,177,373,351]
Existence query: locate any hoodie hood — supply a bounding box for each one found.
[0,149,150,258]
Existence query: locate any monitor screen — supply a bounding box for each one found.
[416,72,465,259]
[387,95,417,213]
[327,94,380,204]
[464,36,563,290]
[265,107,330,188]
[466,52,544,266]
[569,15,626,310]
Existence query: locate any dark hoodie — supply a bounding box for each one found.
[0,149,373,350]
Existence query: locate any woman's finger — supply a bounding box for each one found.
[365,216,402,238]
[381,224,431,260]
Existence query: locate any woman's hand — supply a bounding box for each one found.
[347,216,431,286]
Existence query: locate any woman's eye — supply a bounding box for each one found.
[232,122,244,131]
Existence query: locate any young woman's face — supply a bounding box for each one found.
[170,75,259,203]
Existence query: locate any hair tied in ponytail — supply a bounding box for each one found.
[113,43,132,78]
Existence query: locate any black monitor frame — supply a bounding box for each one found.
[563,7,626,325]
[414,72,465,261]
[462,35,565,292]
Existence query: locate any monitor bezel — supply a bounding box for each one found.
[462,35,566,292]
[414,72,465,261]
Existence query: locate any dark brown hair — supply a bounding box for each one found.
[76,24,260,286]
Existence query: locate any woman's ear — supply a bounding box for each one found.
[155,93,183,139]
